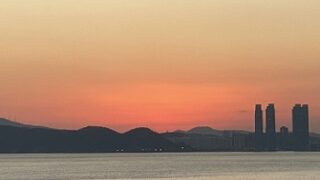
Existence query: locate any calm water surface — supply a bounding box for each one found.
[0,152,319,180]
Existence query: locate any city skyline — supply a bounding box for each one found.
[0,103,316,133]
[255,103,310,150]
[0,103,315,152]
[1,0,320,132]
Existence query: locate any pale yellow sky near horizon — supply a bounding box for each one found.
[0,0,320,132]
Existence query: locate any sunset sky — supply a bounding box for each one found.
[1,0,320,132]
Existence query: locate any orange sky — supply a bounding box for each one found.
[1,0,320,132]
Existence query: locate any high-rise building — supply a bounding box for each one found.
[255,104,263,134]
[254,104,264,150]
[266,104,276,150]
[279,126,289,150]
[292,104,309,150]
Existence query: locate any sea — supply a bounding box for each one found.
[0,152,319,180]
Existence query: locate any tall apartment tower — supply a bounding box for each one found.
[254,104,264,150]
[292,104,309,150]
[266,104,276,150]
[255,104,263,134]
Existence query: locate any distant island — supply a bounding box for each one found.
[1,117,320,153]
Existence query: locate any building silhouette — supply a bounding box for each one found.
[292,104,309,150]
[280,126,289,134]
[252,103,311,151]
[255,104,263,134]
[266,104,276,150]
[254,104,264,150]
[279,126,290,150]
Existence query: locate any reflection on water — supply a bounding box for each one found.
[0,152,320,179]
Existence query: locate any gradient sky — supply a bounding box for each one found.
[1,0,320,132]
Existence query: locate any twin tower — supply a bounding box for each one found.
[254,104,309,150]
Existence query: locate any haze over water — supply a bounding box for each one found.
[0,152,320,180]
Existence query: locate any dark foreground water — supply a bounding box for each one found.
[0,152,319,180]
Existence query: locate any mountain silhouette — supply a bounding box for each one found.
[188,126,224,136]
[0,118,47,129]
[0,125,185,153]
[122,128,182,152]
[1,119,320,152]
